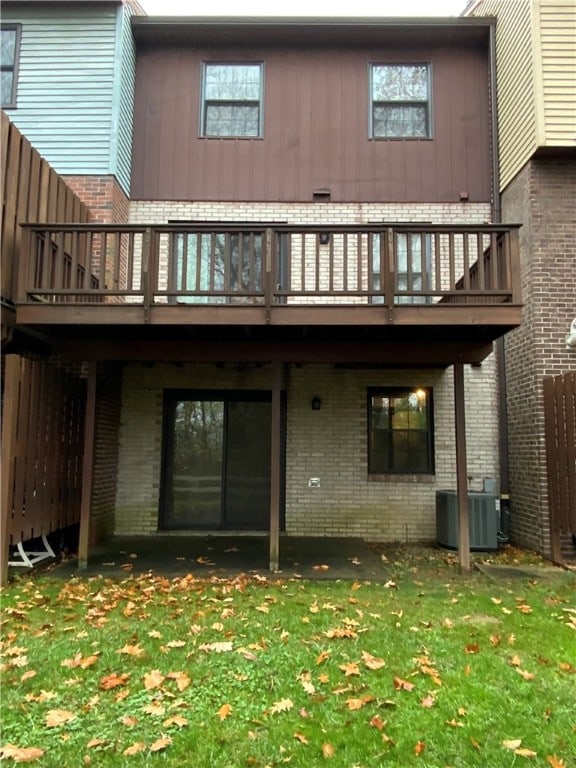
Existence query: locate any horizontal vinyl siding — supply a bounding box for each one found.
[538,0,576,145]
[110,6,137,194]
[471,0,538,190]
[2,6,118,176]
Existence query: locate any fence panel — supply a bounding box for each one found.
[544,371,576,561]
[2,356,86,546]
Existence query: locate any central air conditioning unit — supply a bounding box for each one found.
[436,490,499,551]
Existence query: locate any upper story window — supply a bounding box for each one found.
[370,63,431,139]
[202,63,263,138]
[368,387,434,474]
[1,24,21,108]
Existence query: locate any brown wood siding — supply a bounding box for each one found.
[131,44,492,203]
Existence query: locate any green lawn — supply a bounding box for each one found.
[1,547,574,767]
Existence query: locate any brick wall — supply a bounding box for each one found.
[90,363,123,543]
[114,357,499,540]
[501,155,576,554]
[64,175,129,224]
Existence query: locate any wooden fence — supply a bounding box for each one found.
[544,371,576,562]
[1,110,89,316]
[1,355,86,548]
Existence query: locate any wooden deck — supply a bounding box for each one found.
[15,223,522,347]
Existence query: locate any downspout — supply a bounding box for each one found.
[489,20,511,542]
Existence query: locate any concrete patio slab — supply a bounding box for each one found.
[41,535,387,581]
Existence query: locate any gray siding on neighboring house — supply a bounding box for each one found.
[2,3,136,195]
[110,5,137,194]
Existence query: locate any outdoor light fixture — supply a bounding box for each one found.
[311,395,322,411]
[319,233,330,245]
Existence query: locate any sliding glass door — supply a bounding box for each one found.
[161,391,283,530]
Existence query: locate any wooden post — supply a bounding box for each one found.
[269,362,282,572]
[1,355,21,587]
[78,361,97,570]
[454,362,471,573]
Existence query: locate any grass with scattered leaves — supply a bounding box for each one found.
[1,546,575,767]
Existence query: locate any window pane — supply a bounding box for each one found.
[1,71,14,104]
[372,64,428,101]
[1,29,16,66]
[373,105,428,138]
[205,104,259,137]
[205,64,261,101]
[368,388,432,474]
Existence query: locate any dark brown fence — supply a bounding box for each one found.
[2,355,86,546]
[1,110,89,307]
[544,371,576,562]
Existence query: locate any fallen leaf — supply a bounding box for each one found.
[503,739,523,750]
[489,634,501,647]
[100,672,130,690]
[165,640,186,649]
[45,709,77,728]
[515,748,537,757]
[150,736,172,753]
[324,627,357,639]
[120,716,138,727]
[313,564,330,571]
[421,695,436,708]
[199,641,233,653]
[20,670,37,683]
[166,671,191,691]
[509,654,522,667]
[383,580,397,589]
[270,698,294,714]
[123,742,146,756]
[293,732,309,744]
[517,669,535,681]
[339,662,360,677]
[0,744,44,763]
[163,715,188,728]
[361,651,385,670]
[143,670,165,690]
[393,676,415,692]
[86,738,107,749]
[370,715,386,730]
[414,741,425,755]
[465,643,480,654]
[142,703,166,717]
[345,698,365,711]
[322,743,335,758]
[546,757,567,768]
[446,718,464,728]
[470,736,481,750]
[217,704,232,721]
[118,644,145,657]
[316,651,330,665]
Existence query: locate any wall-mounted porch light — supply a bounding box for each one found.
[311,395,322,411]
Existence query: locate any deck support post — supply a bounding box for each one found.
[454,362,471,573]
[269,362,282,572]
[1,355,21,587]
[78,361,97,570]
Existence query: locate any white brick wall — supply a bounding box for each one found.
[114,200,499,540]
[115,358,499,541]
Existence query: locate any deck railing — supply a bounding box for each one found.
[18,223,521,311]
